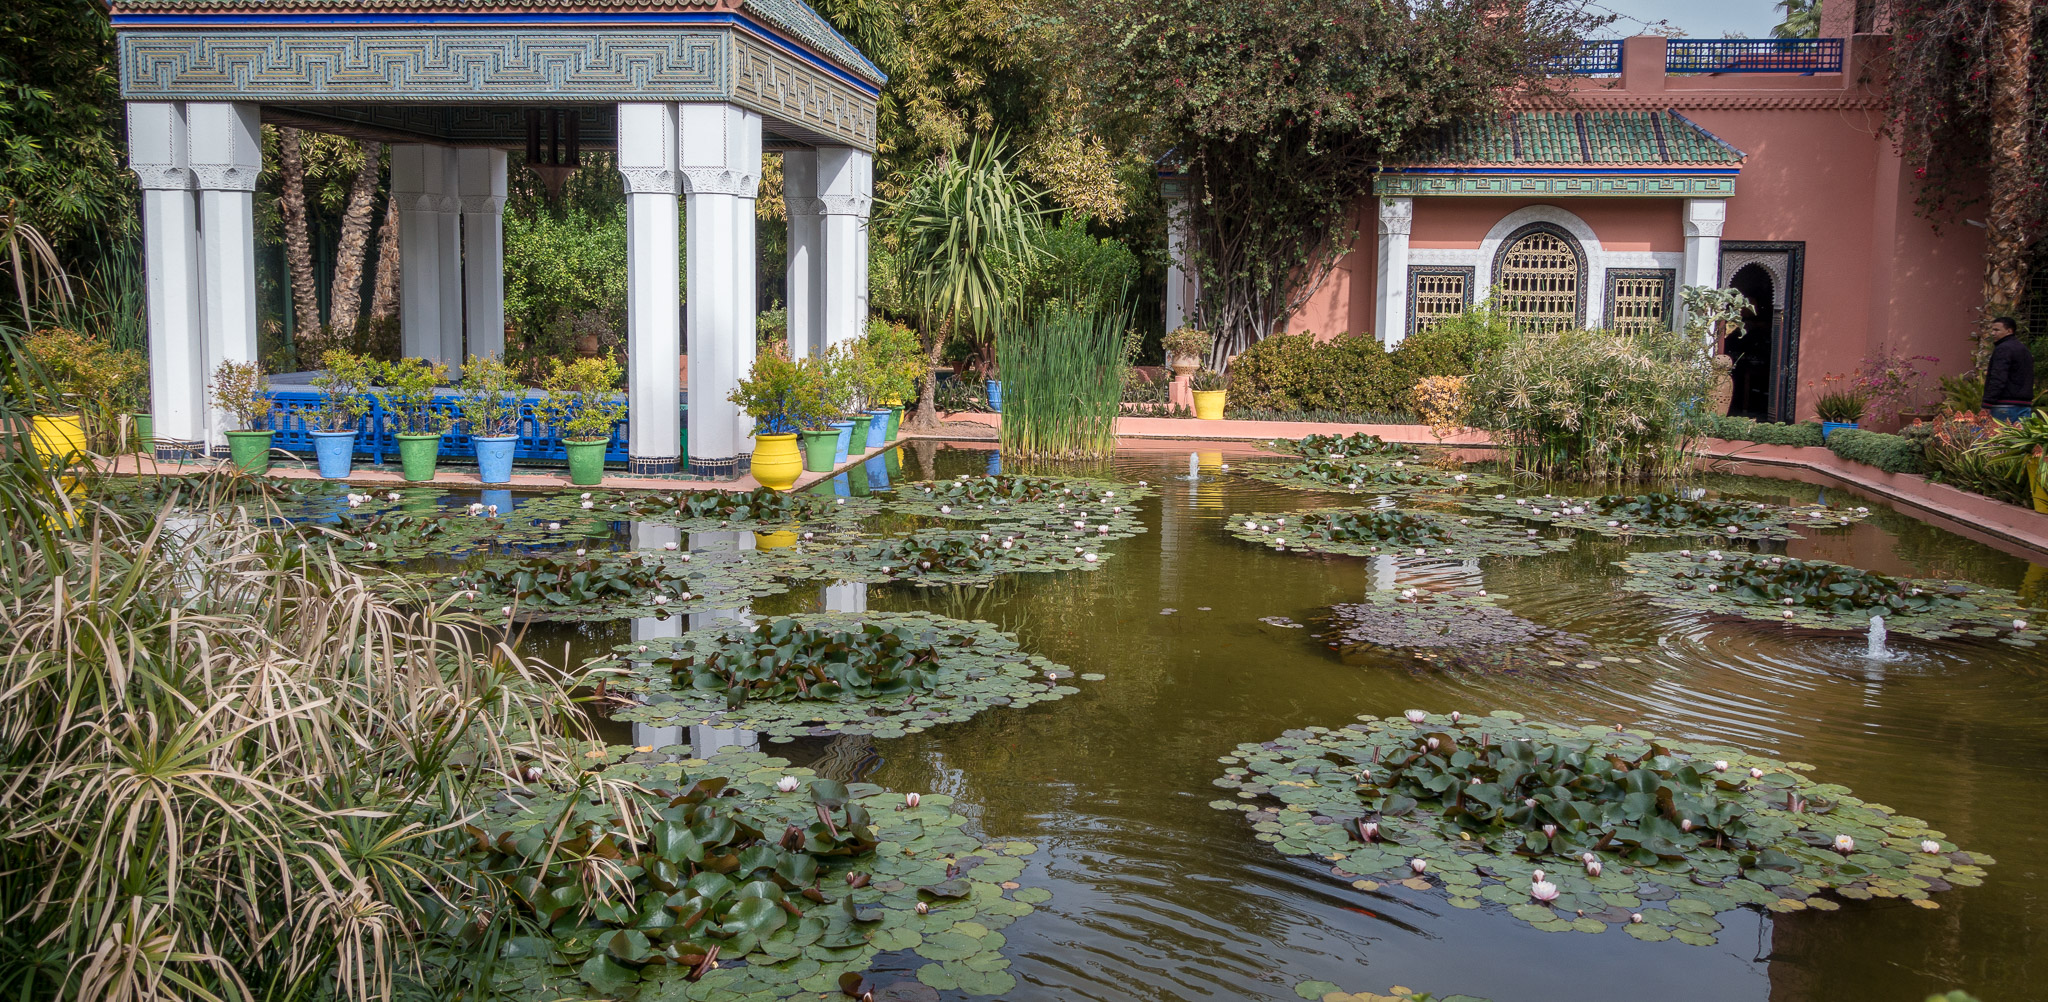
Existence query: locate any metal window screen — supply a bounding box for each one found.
[1499,232,1580,331]
[1610,275,1669,334]
[1413,272,1469,331]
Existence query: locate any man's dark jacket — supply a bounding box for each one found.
[1985,334,2036,405]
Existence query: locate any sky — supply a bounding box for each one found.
[1587,0,1787,39]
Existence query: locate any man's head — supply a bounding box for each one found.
[1992,316,2019,338]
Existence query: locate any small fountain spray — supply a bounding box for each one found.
[1866,614,1890,660]
[1187,451,1200,482]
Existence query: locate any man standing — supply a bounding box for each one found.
[1984,316,2036,422]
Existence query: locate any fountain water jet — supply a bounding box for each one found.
[1867,615,1891,660]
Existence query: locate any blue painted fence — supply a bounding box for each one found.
[265,389,667,466]
[1666,38,1844,75]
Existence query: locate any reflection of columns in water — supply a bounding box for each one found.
[634,521,681,552]
[823,580,868,613]
[1371,554,1398,592]
[691,723,759,757]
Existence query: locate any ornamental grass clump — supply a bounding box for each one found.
[997,302,1126,460]
[1463,325,1715,481]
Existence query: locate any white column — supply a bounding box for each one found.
[817,147,871,353]
[1680,198,1728,332]
[391,145,443,360]
[822,580,868,613]
[458,148,508,360]
[783,149,825,359]
[128,102,206,459]
[435,151,465,364]
[679,103,762,480]
[853,151,872,326]
[187,102,262,455]
[619,103,683,475]
[1162,174,1194,332]
[1374,196,1414,348]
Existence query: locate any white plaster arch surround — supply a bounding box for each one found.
[1404,202,1687,331]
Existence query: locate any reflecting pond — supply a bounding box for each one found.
[515,442,2048,1002]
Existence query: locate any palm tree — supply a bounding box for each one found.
[883,137,1042,430]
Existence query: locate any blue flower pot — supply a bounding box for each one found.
[1821,421,1858,441]
[864,409,891,449]
[480,489,514,516]
[864,452,890,490]
[985,379,1003,413]
[829,420,854,464]
[987,450,1002,475]
[310,429,357,479]
[475,434,517,484]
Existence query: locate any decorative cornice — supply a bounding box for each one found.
[132,165,193,190]
[1378,196,1414,236]
[190,163,259,190]
[817,193,868,217]
[1374,173,1735,198]
[618,167,677,194]
[459,194,504,213]
[784,195,824,216]
[679,166,759,197]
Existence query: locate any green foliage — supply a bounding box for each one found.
[1021,213,1138,318]
[666,617,944,707]
[862,317,924,403]
[1188,367,1226,392]
[456,354,523,437]
[0,0,132,264]
[997,302,1125,459]
[886,137,1042,345]
[1318,589,1592,669]
[1706,415,1825,447]
[312,348,376,432]
[1981,407,2048,492]
[537,353,628,443]
[1464,326,1715,481]
[1225,324,1492,416]
[1246,454,1506,496]
[428,550,789,623]
[729,350,838,434]
[1226,507,1573,559]
[1827,428,1928,474]
[209,359,271,431]
[1456,491,1867,541]
[1939,372,1985,413]
[1772,0,1821,38]
[378,356,452,435]
[1213,713,1992,944]
[1161,326,1212,359]
[16,326,144,447]
[1680,285,1752,340]
[1273,431,1416,461]
[503,205,630,365]
[1815,389,1869,423]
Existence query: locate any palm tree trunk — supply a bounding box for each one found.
[368,189,400,322]
[905,315,951,431]
[1980,0,2033,359]
[277,127,323,350]
[327,140,383,339]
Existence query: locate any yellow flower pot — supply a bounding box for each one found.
[2031,458,2048,514]
[753,529,799,549]
[30,414,87,466]
[750,432,803,491]
[1191,389,1227,421]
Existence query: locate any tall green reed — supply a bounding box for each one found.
[996,301,1128,460]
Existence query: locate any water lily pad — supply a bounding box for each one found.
[1211,713,1986,944]
[404,549,789,622]
[771,528,1112,586]
[1243,456,1506,496]
[880,474,1152,526]
[1314,590,1594,670]
[1449,491,1867,541]
[1225,507,1572,559]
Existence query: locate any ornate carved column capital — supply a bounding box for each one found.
[1377,196,1414,237]
[679,167,760,198]
[618,167,677,195]
[785,195,825,217]
[460,194,506,215]
[190,164,259,192]
[132,166,193,191]
[819,194,871,218]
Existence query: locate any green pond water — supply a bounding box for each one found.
[512,442,2048,1002]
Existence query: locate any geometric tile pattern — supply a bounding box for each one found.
[1373,108,1741,199]
[730,33,876,148]
[1373,173,1736,198]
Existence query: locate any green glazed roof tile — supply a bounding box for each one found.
[1409,109,1743,167]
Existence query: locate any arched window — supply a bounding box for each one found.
[1494,224,1585,331]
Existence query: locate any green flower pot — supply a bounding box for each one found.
[395,432,441,482]
[848,414,872,454]
[565,439,608,486]
[885,405,903,442]
[224,429,274,474]
[800,429,839,472]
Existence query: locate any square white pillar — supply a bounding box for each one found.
[853,151,871,326]
[458,148,508,360]
[619,103,683,474]
[391,145,445,360]
[128,102,206,459]
[1162,174,1195,333]
[435,151,465,364]
[816,147,871,353]
[679,103,762,480]
[1374,196,1414,348]
[187,102,262,453]
[1681,198,1728,332]
[783,149,825,359]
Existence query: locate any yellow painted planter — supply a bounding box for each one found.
[30,414,87,466]
[750,433,803,491]
[2031,459,2048,514]
[753,529,799,549]
[1191,390,1227,421]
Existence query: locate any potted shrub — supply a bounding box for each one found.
[1982,409,2048,513]
[309,349,375,478]
[537,353,628,487]
[378,357,452,482]
[866,319,922,442]
[457,355,524,484]
[1190,367,1228,421]
[1163,327,1212,379]
[729,348,834,491]
[1815,388,1867,441]
[799,353,847,473]
[210,360,274,473]
[18,327,140,464]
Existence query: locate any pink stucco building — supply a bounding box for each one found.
[1168,28,1987,425]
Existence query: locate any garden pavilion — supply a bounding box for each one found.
[112,0,883,478]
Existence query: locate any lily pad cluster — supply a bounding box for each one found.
[1226,508,1572,559]
[1244,456,1505,496]
[288,505,594,560]
[603,612,1097,740]
[1210,712,1992,945]
[1452,491,1867,540]
[1618,550,2038,644]
[882,474,1151,525]
[1294,982,1489,1002]
[521,487,882,533]
[773,529,1107,587]
[439,749,1046,1000]
[1316,590,1594,670]
[413,550,788,622]
[1269,432,1420,462]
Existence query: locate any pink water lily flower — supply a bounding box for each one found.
[1530,880,1560,902]
[904,792,921,809]
[1408,858,1428,874]
[1404,709,1427,723]
[776,776,800,793]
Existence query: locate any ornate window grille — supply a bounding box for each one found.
[1410,268,1472,333]
[1606,270,1675,334]
[1498,231,1581,331]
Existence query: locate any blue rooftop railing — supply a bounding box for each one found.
[1666,38,1844,75]
[264,387,649,466]
[1549,39,1623,78]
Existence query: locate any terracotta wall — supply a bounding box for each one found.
[1277,32,1986,422]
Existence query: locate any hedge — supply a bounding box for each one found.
[1227,322,1497,416]
[1705,415,1824,447]
[1825,428,1929,475]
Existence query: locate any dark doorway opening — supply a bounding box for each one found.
[1727,264,1775,421]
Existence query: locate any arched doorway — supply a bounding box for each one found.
[1727,264,1776,421]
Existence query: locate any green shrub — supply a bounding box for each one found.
[1706,415,1825,447]
[1826,428,1928,474]
[1227,326,1488,416]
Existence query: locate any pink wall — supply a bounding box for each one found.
[1279,32,1987,422]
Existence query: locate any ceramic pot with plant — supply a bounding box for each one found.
[865,319,922,440]
[309,349,376,478]
[1163,327,1212,378]
[457,355,524,484]
[799,354,847,473]
[210,360,274,473]
[1982,410,2048,513]
[1815,388,1868,441]
[1190,367,1228,421]
[538,353,628,487]
[730,349,836,490]
[379,357,453,482]
[19,326,144,463]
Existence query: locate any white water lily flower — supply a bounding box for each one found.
[940,505,951,513]
[1454,474,1467,481]
[652,595,669,605]
[679,592,692,601]
[365,542,378,551]
[1404,709,1427,723]
[1415,548,1426,556]
[1450,711,1462,723]
[915,902,929,915]
[1680,549,1692,557]
[1707,584,1720,592]
[1098,525,1110,534]
[905,792,921,808]
[1361,821,1379,840]
[776,776,800,793]
[388,492,402,501]
[1630,913,1644,924]
[500,606,512,616]
[581,500,594,509]
[1460,518,1470,525]
[1608,521,1620,527]
[1531,880,1559,902]
[1714,760,1730,772]
[1409,858,1428,875]
[662,541,679,550]
[1541,824,1557,838]
[1581,852,1598,864]
[1834,834,1855,853]
[1681,819,1694,832]
[1750,767,1765,779]
[1083,553,1098,563]
[1782,610,1796,619]
[1001,540,1013,549]
[2016,620,2029,630]
[1708,550,1723,560]
[576,548,587,556]
[680,554,691,561]
[1073,520,1085,529]
[836,498,845,505]
[1426,737,1439,750]
[1921,840,1941,854]
[802,531,815,540]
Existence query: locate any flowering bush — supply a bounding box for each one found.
[1921,411,2028,505]
[1409,375,1467,442]
[1855,346,1940,427]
